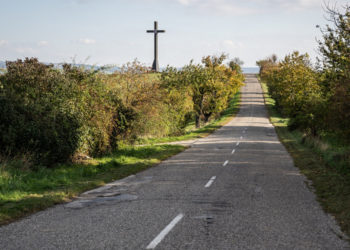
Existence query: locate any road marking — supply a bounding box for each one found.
[223,160,229,166]
[231,149,235,154]
[236,142,240,146]
[146,214,184,249]
[205,176,216,188]
[240,136,243,140]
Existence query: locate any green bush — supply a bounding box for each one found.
[161,54,244,128]
[317,4,350,140]
[258,4,350,140]
[105,61,184,139]
[260,52,325,135]
[106,60,194,139]
[0,58,134,167]
[0,59,81,166]
[0,55,243,168]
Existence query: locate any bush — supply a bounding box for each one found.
[0,59,81,166]
[161,54,244,128]
[105,60,190,139]
[258,4,350,140]
[317,4,350,140]
[0,58,134,167]
[260,52,325,135]
[0,55,243,168]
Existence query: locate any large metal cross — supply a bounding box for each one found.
[147,21,165,72]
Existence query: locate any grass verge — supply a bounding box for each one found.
[261,80,350,239]
[139,91,241,144]
[0,144,186,225]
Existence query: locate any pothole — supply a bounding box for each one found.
[80,188,128,198]
[96,191,123,197]
[65,194,138,209]
[193,215,215,225]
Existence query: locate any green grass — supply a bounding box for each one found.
[139,91,241,144]
[261,80,350,239]
[0,144,185,225]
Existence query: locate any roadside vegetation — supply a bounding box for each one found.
[0,54,244,167]
[258,4,350,236]
[138,91,240,144]
[0,53,244,224]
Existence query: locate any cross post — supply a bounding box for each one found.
[147,21,165,72]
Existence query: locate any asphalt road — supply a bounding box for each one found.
[0,75,348,249]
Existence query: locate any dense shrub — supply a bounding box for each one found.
[159,66,193,135]
[104,60,192,139]
[317,4,350,139]
[262,52,324,134]
[0,58,133,167]
[256,54,278,80]
[0,55,243,167]
[161,54,244,128]
[0,59,81,165]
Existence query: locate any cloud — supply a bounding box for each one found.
[38,41,49,47]
[176,0,257,15]
[222,40,244,49]
[296,0,321,7]
[69,0,100,4]
[15,47,37,54]
[79,38,96,45]
[260,0,322,10]
[172,0,328,15]
[177,0,197,5]
[0,40,8,47]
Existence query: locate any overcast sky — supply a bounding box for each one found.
[0,0,348,67]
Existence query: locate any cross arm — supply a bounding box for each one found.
[146,30,166,33]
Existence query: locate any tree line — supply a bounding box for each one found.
[257,4,349,141]
[0,54,244,167]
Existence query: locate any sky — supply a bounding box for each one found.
[0,0,348,67]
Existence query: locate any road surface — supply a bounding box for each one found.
[0,75,348,249]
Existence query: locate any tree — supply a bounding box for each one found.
[162,54,244,128]
[317,4,350,139]
[256,54,278,80]
[263,52,324,134]
[228,57,244,76]
[317,4,350,81]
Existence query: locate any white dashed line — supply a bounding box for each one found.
[204,176,216,188]
[223,160,229,166]
[146,214,184,249]
[236,142,240,146]
[240,136,243,140]
[231,149,235,154]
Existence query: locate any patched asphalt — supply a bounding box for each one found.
[0,75,348,249]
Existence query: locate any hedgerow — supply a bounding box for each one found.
[0,55,244,168]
